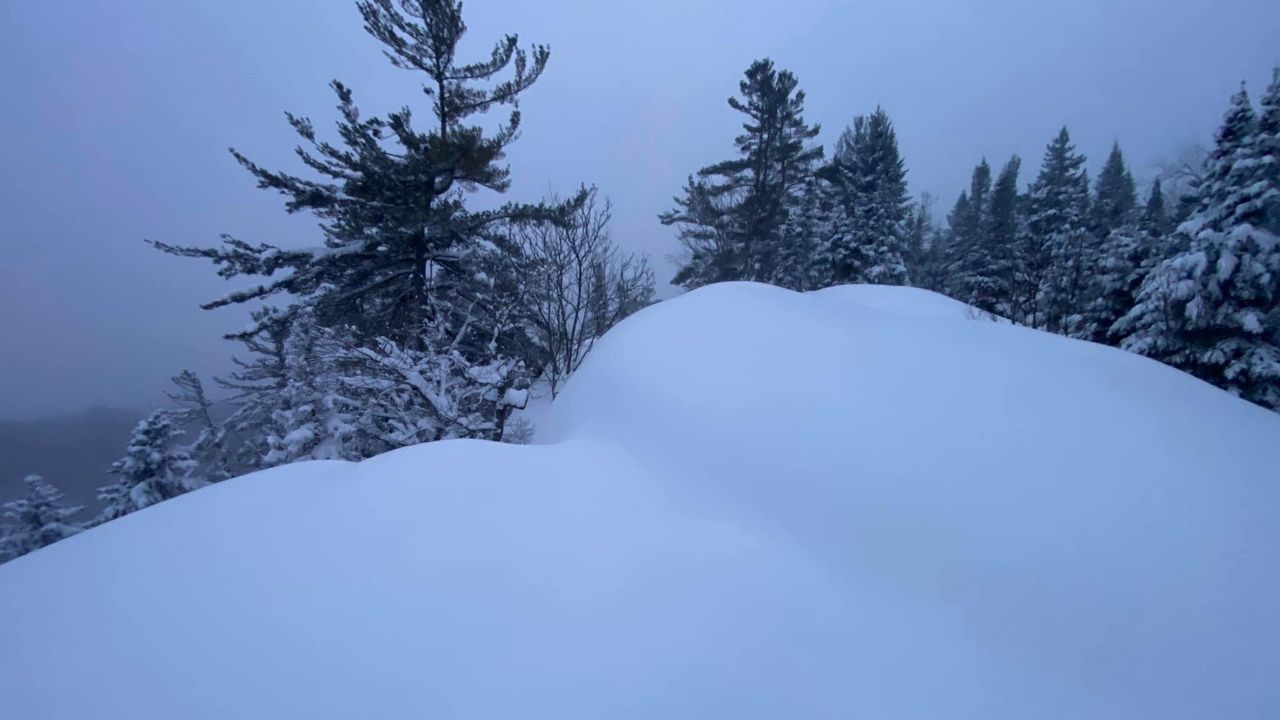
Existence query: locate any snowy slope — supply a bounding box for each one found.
[2,282,1277,719]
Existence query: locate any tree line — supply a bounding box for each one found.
[665,58,1280,410]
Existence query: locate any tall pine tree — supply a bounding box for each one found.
[664,58,822,289]
[1080,144,1141,343]
[1026,127,1092,333]
[1091,143,1139,237]
[152,0,572,442]
[946,159,1001,313]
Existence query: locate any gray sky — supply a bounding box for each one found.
[1,0,1277,419]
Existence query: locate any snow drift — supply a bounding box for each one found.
[2,282,1277,719]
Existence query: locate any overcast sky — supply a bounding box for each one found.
[1,0,1277,419]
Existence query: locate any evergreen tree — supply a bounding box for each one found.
[1026,127,1092,333]
[1078,145,1142,343]
[1091,143,1139,236]
[820,108,911,286]
[1257,69,1280,234]
[167,369,229,482]
[151,0,574,445]
[1140,177,1173,238]
[263,309,360,466]
[987,156,1024,319]
[0,475,84,563]
[216,308,290,474]
[773,176,831,291]
[664,58,822,289]
[946,159,1003,313]
[98,410,196,522]
[1084,181,1178,345]
[1116,86,1280,409]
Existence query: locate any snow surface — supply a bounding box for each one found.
[2,282,1278,719]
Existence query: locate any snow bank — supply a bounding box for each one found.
[2,282,1277,719]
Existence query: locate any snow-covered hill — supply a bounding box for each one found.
[2,282,1277,719]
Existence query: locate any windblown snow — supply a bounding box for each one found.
[2,282,1277,719]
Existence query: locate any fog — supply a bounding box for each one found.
[1,0,1277,419]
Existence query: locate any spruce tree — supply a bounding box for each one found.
[98,410,196,522]
[987,156,1024,319]
[664,58,822,289]
[1079,145,1142,343]
[1257,69,1280,235]
[1116,86,1280,409]
[946,159,1003,313]
[820,108,911,286]
[0,475,84,563]
[1026,127,1092,333]
[1091,143,1139,236]
[772,176,829,291]
[1140,178,1173,238]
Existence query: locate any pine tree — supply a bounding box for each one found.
[1257,69,1280,235]
[820,108,911,286]
[664,58,822,289]
[946,159,1003,313]
[167,369,228,482]
[151,0,572,443]
[987,156,1024,319]
[1079,145,1142,343]
[1027,127,1092,333]
[1116,85,1280,409]
[1140,178,1173,238]
[1091,143,1139,236]
[98,410,196,522]
[0,475,84,563]
[216,308,290,474]
[263,309,360,466]
[1085,181,1177,345]
[773,176,831,290]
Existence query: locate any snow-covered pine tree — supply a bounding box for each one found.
[98,410,197,522]
[1085,181,1178,345]
[987,156,1025,320]
[1079,144,1141,343]
[664,58,823,289]
[820,108,911,287]
[167,369,228,483]
[263,309,360,466]
[1091,143,1139,237]
[1116,85,1280,409]
[946,159,1001,314]
[1258,69,1280,235]
[151,0,574,444]
[1026,127,1092,333]
[215,307,290,474]
[0,475,84,563]
[773,175,831,291]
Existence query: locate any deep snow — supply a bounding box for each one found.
[2,282,1277,719]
